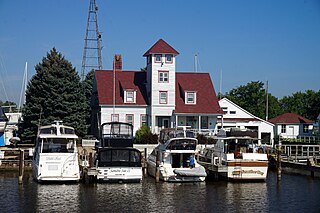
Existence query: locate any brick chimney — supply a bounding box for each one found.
[113,54,122,71]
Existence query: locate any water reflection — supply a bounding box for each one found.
[1,171,320,212]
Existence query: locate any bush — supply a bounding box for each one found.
[134,126,158,144]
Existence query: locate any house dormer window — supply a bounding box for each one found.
[165,54,173,63]
[158,71,169,83]
[186,91,196,104]
[155,54,162,63]
[125,90,136,103]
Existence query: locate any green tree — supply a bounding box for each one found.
[19,48,87,143]
[279,90,320,121]
[225,81,282,119]
[81,69,95,135]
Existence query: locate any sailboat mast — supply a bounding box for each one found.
[18,62,28,111]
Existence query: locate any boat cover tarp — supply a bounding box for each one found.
[173,166,207,177]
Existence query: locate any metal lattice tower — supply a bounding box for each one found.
[81,0,103,80]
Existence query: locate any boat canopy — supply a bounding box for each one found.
[97,147,141,167]
[99,122,134,148]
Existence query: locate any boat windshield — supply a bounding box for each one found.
[98,149,141,167]
[41,138,75,153]
[165,139,197,150]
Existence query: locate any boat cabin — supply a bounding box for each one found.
[96,147,141,167]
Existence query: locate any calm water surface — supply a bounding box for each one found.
[0,171,319,213]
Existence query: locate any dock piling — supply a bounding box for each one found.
[143,148,147,176]
[18,150,24,184]
[277,143,282,181]
[155,150,160,183]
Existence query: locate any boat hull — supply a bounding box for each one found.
[96,166,142,183]
[147,161,206,182]
[32,153,80,182]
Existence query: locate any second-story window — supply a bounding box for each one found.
[159,71,169,83]
[281,124,286,133]
[159,91,168,104]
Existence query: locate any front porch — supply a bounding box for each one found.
[152,114,220,136]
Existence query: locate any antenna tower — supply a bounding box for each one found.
[81,0,103,80]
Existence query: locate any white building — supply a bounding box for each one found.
[91,39,223,137]
[218,98,275,145]
[268,112,314,139]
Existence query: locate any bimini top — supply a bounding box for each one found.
[99,122,134,148]
[38,121,78,139]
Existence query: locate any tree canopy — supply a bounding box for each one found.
[224,81,319,121]
[224,81,282,119]
[19,48,87,143]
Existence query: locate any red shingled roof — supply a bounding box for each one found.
[95,70,223,115]
[95,70,148,105]
[175,72,223,114]
[268,113,313,124]
[143,39,179,56]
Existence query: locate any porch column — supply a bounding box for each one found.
[175,115,178,128]
[199,115,201,133]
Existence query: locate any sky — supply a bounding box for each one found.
[0,0,320,105]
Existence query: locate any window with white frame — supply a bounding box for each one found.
[165,54,173,63]
[281,124,286,133]
[159,91,167,104]
[141,114,147,126]
[155,54,162,63]
[126,114,134,125]
[159,71,169,83]
[125,90,135,103]
[186,92,196,104]
[303,124,309,133]
[111,114,119,122]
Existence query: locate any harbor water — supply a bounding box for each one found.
[1,171,319,213]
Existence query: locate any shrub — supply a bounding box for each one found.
[134,126,158,144]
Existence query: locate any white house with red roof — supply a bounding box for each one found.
[268,112,314,139]
[218,98,274,145]
[91,39,223,136]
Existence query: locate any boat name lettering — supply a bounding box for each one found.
[232,170,264,176]
[110,168,130,173]
[46,157,62,161]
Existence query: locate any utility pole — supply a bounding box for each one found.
[265,80,269,121]
[81,0,103,81]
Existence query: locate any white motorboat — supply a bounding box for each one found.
[32,121,80,182]
[93,122,142,183]
[147,128,207,182]
[198,129,269,181]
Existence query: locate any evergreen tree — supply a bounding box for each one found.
[81,69,95,135]
[19,48,86,143]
